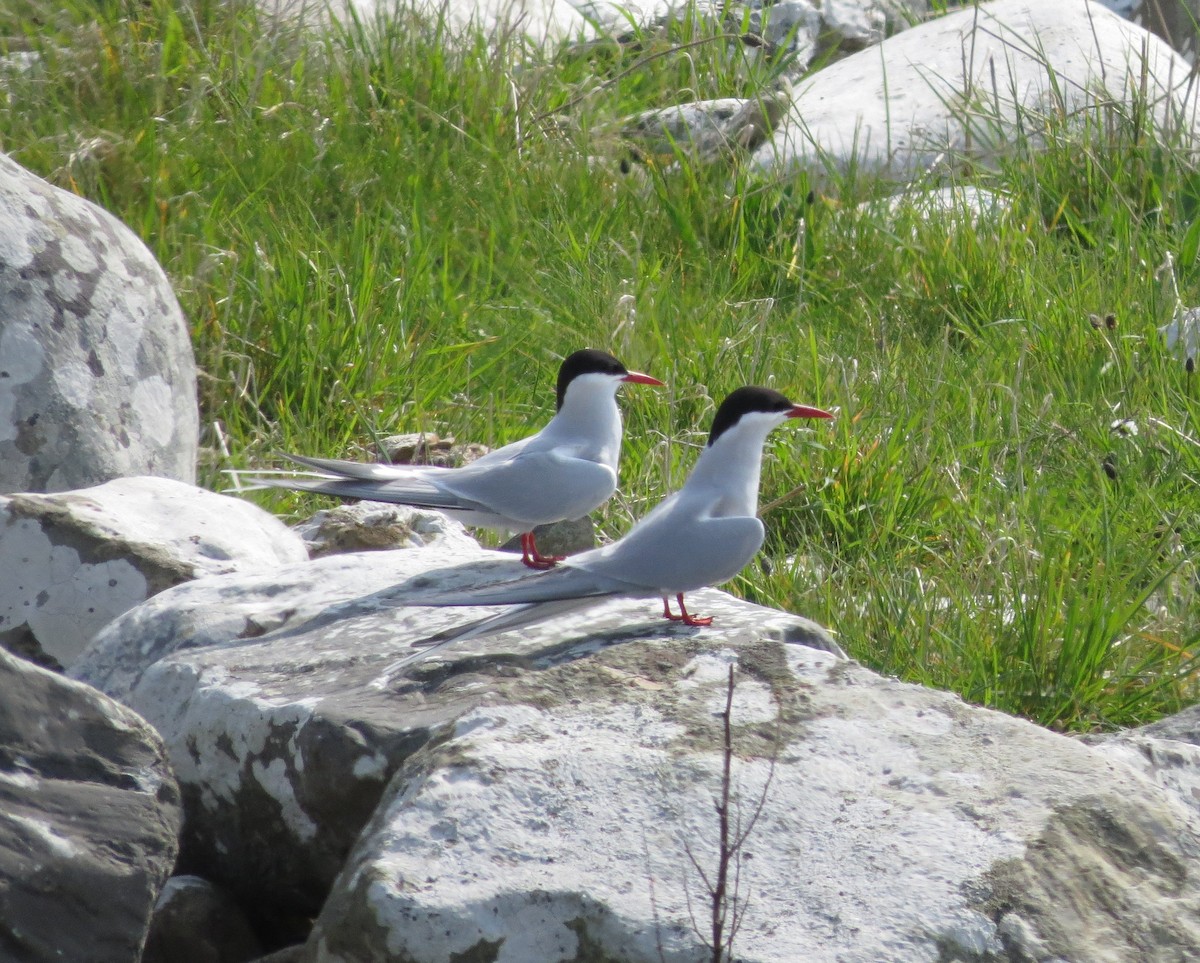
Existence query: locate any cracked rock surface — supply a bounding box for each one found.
[69,537,1200,961]
[0,648,180,962]
[307,643,1200,962]
[0,477,308,669]
[71,542,835,926]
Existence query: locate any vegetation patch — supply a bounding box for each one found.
[4,0,1199,729]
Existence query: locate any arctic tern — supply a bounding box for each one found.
[388,386,834,669]
[244,349,663,568]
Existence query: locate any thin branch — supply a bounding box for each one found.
[709,664,736,963]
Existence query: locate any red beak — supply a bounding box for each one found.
[622,371,666,387]
[788,405,835,419]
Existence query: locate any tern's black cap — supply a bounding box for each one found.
[556,349,629,409]
[707,387,796,445]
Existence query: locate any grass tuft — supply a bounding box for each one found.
[4,0,1200,729]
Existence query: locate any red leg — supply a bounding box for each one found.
[662,593,713,626]
[520,532,563,569]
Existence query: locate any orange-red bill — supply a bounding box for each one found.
[788,405,835,419]
[622,371,666,387]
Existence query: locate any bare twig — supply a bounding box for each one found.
[679,661,785,961]
[708,664,736,963]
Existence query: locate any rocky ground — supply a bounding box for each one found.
[5,1,1200,961]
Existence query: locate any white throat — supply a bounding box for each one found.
[685,413,785,518]
[540,373,624,467]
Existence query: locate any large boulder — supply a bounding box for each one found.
[70,535,1200,961]
[0,152,198,493]
[0,476,309,669]
[753,0,1200,180]
[305,645,1200,962]
[0,648,181,962]
[71,543,836,927]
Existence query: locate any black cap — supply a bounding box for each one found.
[707,387,796,446]
[556,349,629,409]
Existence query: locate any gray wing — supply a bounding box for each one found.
[284,453,431,481]
[431,449,617,528]
[242,459,493,515]
[249,446,616,529]
[462,432,535,466]
[243,453,514,517]
[572,498,766,596]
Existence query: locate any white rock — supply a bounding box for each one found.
[753,0,1199,180]
[308,643,1200,962]
[861,185,1013,232]
[0,477,308,668]
[261,0,625,42]
[0,153,198,493]
[71,541,836,919]
[69,535,1200,961]
[258,0,926,62]
[879,184,1010,218]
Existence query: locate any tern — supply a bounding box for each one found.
[389,386,834,668]
[243,349,663,568]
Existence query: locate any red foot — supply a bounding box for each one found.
[520,532,564,570]
[661,593,714,627]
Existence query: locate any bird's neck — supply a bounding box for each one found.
[686,426,771,518]
[543,386,622,466]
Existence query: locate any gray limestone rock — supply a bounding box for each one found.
[304,646,1200,962]
[142,875,263,963]
[1100,0,1200,62]
[0,153,198,493]
[67,536,1200,961]
[291,501,480,558]
[584,0,931,85]
[753,0,1200,181]
[748,1,822,63]
[252,948,306,963]
[71,543,836,920]
[1087,703,1200,826]
[0,648,181,962]
[264,0,928,61]
[498,515,595,558]
[815,0,928,51]
[618,87,796,167]
[376,431,489,467]
[0,476,309,670]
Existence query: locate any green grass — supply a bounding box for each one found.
[3,0,1200,730]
